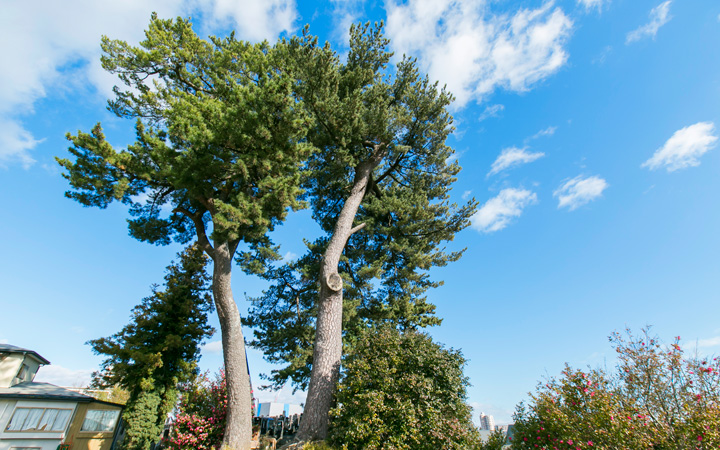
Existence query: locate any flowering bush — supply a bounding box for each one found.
[511,329,720,449]
[166,371,227,450]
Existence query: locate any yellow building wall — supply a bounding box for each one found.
[65,401,122,450]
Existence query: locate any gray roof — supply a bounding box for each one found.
[0,382,95,402]
[0,344,50,365]
[0,382,124,408]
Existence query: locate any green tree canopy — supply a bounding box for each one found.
[244,22,476,440]
[89,245,214,450]
[329,325,482,450]
[57,15,313,450]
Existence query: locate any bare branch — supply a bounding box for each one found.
[349,222,367,236]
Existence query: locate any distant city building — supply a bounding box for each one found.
[256,402,303,417]
[479,412,495,431]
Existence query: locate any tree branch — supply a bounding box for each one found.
[174,206,215,257]
[349,222,367,236]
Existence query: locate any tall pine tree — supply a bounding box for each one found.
[89,245,214,450]
[244,23,477,441]
[57,15,313,450]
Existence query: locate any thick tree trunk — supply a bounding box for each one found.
[213,241,253,450]
[297,160,377,441]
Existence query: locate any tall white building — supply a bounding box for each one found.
[479,412,495,431]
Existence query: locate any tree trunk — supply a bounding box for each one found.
[213,241,253,450]
[297,160,377,441]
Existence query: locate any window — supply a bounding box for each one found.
[6,408,72,432]
[80,410,119,432]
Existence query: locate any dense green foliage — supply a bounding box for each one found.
[89,245,214,450]
[480,429,508,450]
[58,15,315,448]
[511,329,720,449]
[57,15,312,250]
[328,325,481,450]
[245,22,476,391]
[167,371,228,450]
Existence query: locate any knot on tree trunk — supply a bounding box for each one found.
[325,272,343,292]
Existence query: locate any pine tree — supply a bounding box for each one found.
[57,15,313,449]
[244,23,477,440]
[89,245,214,450]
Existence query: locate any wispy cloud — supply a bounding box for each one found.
[642,122,718,172]
[578,0,608,13]
[472,188,537,233]
[202,340,223,354]
[282,251,298,263]
[35,365,93,387]
[386,1,573,108]
[626,1,672,44]
[478,104,505,122]
[554,175,608,210]
[488,147,545,176]
[0,0,298,168]
[697,336,720,349]
[0,119,42,168]
[529,126,557,141]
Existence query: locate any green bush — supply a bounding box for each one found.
[302,442,346,450]
[329,325,482,450]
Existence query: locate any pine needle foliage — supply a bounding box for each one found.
[244,22,477,392]
[89,245,214,450]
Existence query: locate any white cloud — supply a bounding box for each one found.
[202,340,223,354]
[0,0,298,168]
[0,339,8,345]
[472,188,537,233]
[0,119,42,168]
[697,336,720,349]
[282,251,298,263]
[462,190,473,200]
[207,0,297,42]
[386,0,573,108]
[488,147,545,176]
[642,122,718,172]
[554,175,608,210]
[478,104,505,122]
[528,126,557,140]
[34,365,93,388]
[577,0,607,13]
[626,1,672,44]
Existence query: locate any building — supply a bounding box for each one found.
[0,344,124,450]
[255,402,303,418]
[479,411,495,431]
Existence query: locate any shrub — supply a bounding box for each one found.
[329,325,481,450]
[511,328,720,449]
[166,371,227,450]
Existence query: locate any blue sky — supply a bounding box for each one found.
[1,0,719,425]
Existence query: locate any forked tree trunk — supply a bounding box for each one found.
[213,241,253,450]
[297,158,379,441]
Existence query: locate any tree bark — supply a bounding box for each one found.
[213,240,253,450]
[297,158,380,441]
